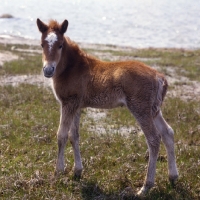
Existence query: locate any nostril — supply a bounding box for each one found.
[50,67,55,74]
[48,67,54,73]
[46,66,54,73]
[43,65,55,77]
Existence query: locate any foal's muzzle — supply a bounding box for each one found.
[43,65,55,78]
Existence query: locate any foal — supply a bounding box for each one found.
[37,19,178,195]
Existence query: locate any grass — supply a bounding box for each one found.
[2,55,42,75]
[0,42,200,199]
[0,43,41,75]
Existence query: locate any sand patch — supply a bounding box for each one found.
[0,51,18,66]
[0,74,51,87]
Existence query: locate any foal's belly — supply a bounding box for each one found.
[83,95,127,109]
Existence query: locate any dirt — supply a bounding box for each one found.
[0,51,18,66]
[0,74,51,87]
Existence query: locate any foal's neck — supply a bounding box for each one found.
[66,37,87,65]
[54,37,94,79]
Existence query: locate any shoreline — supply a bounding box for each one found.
[0,34,135,51]
[0,34,198,51]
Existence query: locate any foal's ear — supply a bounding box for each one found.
[60,19,68,34]
[37,18,48,33]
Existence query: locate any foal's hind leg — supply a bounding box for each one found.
[68,110,83,177]
[154,111,178,183]
[134,115,161,195]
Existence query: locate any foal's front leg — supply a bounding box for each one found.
[69,110,83,177]
[56,105,74,173]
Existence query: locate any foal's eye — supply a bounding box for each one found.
[59,44,63,49]
[41,44,44,48]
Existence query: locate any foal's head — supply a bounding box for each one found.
[37,18,68,78]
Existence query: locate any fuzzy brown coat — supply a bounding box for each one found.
[37,19,178,196]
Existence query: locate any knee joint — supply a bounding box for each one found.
[167,126,174,136]
[69,133,79,144]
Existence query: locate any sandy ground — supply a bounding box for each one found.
[0,34,200,100]
[0,50,18,66]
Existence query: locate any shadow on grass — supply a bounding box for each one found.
[80,180,137,200]
[79,180,196,200]
[147,182,196,200]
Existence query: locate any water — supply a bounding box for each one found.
[0,0,200,48]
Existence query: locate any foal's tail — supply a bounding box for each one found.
[152,75,168,117]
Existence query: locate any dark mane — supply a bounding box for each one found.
[65,36,96,66]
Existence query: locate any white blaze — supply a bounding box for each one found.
[45,32,58,52]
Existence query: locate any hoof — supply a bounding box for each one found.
[73,168,83,180]
[73,173,81,181]
[54,170,63,177]
[137,186,147,197]
[54,168,65,177]
[137,182,154,197]
[169,175,178,187]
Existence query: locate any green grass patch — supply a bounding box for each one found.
[2,55,42,75]
[0,43,42,75]
[0,43,41,52]
[0,84,199,199]
[0,43,200,199]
